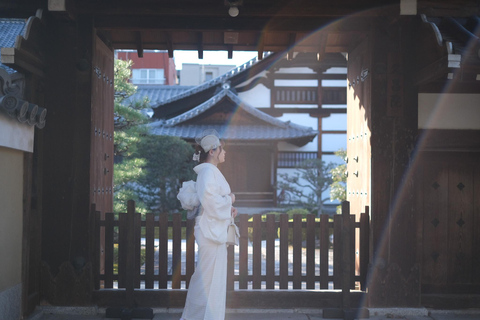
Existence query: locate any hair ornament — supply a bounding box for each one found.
[192,151,201,162]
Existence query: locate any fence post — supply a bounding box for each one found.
[341,201,351,309]
[125,200,135,307]
[90,203,100,290]
[324,201,369,320]
[105,200,153,320]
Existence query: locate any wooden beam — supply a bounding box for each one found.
[272,73,346,80]
[135,31,143,58]
[197,32,203,59]
[227,45,233,59]
[74,1,398,18]
[257,107,346,117]
[414,56,449,86]
[257,32,264,60]
[287,33,296,60]
[316,31,328,62]
[166,32,174,58]
[417,0,480,16]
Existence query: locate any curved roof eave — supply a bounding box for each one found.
[151,51,284,110]
[162,86,314,134]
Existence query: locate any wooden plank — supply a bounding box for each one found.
[306,214,316,289]
[342,201,351,308]
[125,201,135,307]
[279,214,289,289]
[252,214,262,289]
[227,241,235,291]
[359,209,369,290]
[172,213,182,289]
[319,214,329,289]
[94,208,101,290]
[186,218,195,288]
[158,213,168,288]
[422,157,448,286]
[474,160,480,284]
[238,214,249,289]
[333,214,343,289]
[266,214,276,289]
[134,212,141,288]
[104,212,114,289]
[117,212,126,288]
[145,213,155,289]
[293,214,302,289]
[447,161,474,284]
[350,214,356,289]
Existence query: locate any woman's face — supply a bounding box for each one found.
[215,146,226,164]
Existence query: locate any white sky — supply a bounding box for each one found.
[173,50,258,70]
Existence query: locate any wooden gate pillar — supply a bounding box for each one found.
[366,17,421,307]
[347,16,421,307]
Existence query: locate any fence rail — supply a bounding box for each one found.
[93,201,369,296]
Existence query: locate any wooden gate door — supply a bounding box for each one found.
[90,36,114,277]
[419,151,480,294]
[90,35,114,213]
[221,145,274,207]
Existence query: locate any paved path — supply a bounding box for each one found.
[29,307,480,320]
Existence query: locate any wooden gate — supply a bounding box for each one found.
[92,201,369,309]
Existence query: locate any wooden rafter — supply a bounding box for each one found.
[286,33,296,60]
[135,31,143,58]
[166,32,174,58]
[197,32,203,59]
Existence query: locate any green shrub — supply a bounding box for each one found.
[286,208,311,219]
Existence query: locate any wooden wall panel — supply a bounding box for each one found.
[421,159,449,285]
[419,152,480,293]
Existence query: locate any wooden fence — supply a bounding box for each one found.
[92,201,369,308]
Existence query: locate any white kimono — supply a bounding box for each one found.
[181,163,232,320]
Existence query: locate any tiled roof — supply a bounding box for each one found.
[154,53,272,108]
[148,123,317,143]
[0,19,26,74]
[164,87,288,128]
[123,85,194,108]
[147,85,317,145]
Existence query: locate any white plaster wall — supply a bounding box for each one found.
[0,147,23,320]
[238,83,270,107]
[418,93,480,129]
[0,114,34,152]
[237,66,347,211]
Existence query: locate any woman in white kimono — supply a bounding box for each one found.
[181,129,238,320]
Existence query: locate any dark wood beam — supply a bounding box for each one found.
[166,32,174,58]
[273,73,347,80]
[197,32,203,59]
[417,0,480,16]
[93,15,367,33]
[286,33,296,60]
[74,0,400,18]
[257,33,264,60]
[135,31,143,58]
[414,56,450,86]
[257,107,346,117]
[316,31,328,63]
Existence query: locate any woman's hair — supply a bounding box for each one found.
[194,141,224,163]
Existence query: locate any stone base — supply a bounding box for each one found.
[0,283,21,320]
